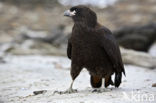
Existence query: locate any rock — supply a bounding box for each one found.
[114,23,156,51]
[121,47,156,69]
[0,25,69,56]
[0,57,6,63]
[152,83,156,87]
[148,42,156,57]
[0,43,15,56]
[0,100,4,103]
[2,0,60,8]
[7,40,66,56]
[33,90,47,95]
[17,25,69,47]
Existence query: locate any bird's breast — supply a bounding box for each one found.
[71,34,105,65]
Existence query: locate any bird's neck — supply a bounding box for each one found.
[74,20,97,28]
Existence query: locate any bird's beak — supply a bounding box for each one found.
[64,10,76,17]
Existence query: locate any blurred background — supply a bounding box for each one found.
[0,0,156,103]
[0,0,156,56]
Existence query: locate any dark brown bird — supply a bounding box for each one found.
[64,5,125,93]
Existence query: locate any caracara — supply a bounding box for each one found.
[64,5,125,93]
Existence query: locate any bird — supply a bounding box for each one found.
[64,5,125,93]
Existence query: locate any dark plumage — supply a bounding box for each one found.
[64,5,125,92]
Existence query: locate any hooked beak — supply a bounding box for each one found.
[64,10,76,17]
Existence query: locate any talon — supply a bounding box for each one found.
[92,89,97,93]
[65,89,77,94]
[53,90,63,95]
[54,80,77,94]
[92,89,103,93]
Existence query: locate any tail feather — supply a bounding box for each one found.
[114,72,122,88]
[122,68,126,76]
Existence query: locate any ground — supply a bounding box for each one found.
[0,55,156,103]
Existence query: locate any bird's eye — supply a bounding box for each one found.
[70,7,78,12]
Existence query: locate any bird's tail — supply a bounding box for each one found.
[90,76,102,88]
[114,72,122,88]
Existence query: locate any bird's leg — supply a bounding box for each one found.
[92,79,105,93]
[64,80,77,93]
[54,65,82,94]
[53,80,77,94]
[62,64,82,93]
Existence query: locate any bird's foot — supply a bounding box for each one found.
[64,88,77,94]
[92,88,105,93]
[53,89,77,94]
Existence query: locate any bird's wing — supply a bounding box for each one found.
[67,38,72,59]
[98,27,125,75]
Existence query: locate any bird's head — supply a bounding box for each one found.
[64,5,97,27]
